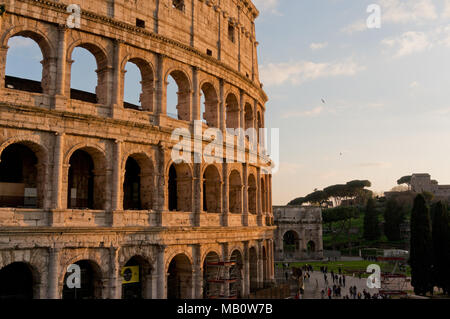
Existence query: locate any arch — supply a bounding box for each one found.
[122,56,155,111]
[66,146,107,210]
[283,230,300,253]
[249,247,258,292]
[244,103,254,131]
[200,82,219,127]
[307,241,316,254]
[122,153,154,210]
[62,259,103,299]
[68,41,110,104]
[202,251,220,298]
[167,253,192,299]
[228,170,242,214]
[230,249,244,298]
[167,162,192,212]
[121,255,153,299]
[4,32,50,94]
[0,141,48,208]
[0,262,40,299]
[202,165,221,213]
[247,174,257,215]
[166,69,192,121]
[225,93,239,129]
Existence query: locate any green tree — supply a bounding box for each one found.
[383,199,406,242]
[363,198,380,241]
[431,202,450,295]
[410,194,433,296]
[397,175,412,188]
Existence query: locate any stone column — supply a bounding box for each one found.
[192,244,203,299]
[221,162,229,226]
[111,39,124,117]
[257,168,262,226]
[219,79,225,131]
[111,140,122,212]
[257,240,264,289]
[155,54,166,120]
[243,242,250,297]
[242,163,249,226]
[239,90,244,130]
[193,163,201,227]
[221,243,230,298]
[47,247,60,299]
[52,132,64,210]
[155,143,167,226]
[192,67,200,121]
[156,245,166,299]
[52,24,68,110]
[0,45,9,90]
[109,246,121,299]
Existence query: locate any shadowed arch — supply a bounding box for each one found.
[166,69,192,121]
[225,93,239,129]
[229,170,242,214]
[122,57,155,111]
[200,82,219,127]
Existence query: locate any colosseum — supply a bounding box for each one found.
[0,0,275,299]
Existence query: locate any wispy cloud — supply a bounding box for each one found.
[310,42,328,50]
[253,0,281,15]
[382,31,432,57]
[8,36,35,48]
[260,58,365,87]
[281,106,326,119]
[342,0,438,34]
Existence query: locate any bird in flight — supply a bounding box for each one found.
[321,98,326,104]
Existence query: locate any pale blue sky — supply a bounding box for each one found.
[5,0,450,205]
[254,0,450,204]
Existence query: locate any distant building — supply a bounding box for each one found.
[273,206,323,261]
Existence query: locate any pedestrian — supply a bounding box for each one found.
[343,275,346,287]
[328,287,332,299]
[339,276,342,286]
[321,289,325,299]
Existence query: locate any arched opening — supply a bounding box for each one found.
[248,174,256,215]
[228,170,242,214]
[167,163,192,212]
[202,251,220,299]
[69,44,108,104]
[0,262,37,299]
[261,178,267,213]
[283,231,300,253]
[249,247,258,292]
[123,157,141,210]
[62,260,103,299]
[203,165,221,213]
[5,34,47,94]
[201,83,219,127]
[225,93,239,129]
[123,58,154,112]
[67,148,105,210]
[167,254,192,299]
[0,143,45,208]
[121,256,152,299]
[307,241,316,254]
[166,71,191,121]
[244,103,253,131]
[230,250,244,298]
[123,154,154,210]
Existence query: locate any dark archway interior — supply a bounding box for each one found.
[62,260,102,299]
[122,257,144,299]
[168,164,177,211]
[123,157,141,210]
[283,231,299,252]
[68,150,94,209]
[249,248,258,293]
[0,262,34,299]
[202,252,220,298]
[0,144,38,208]
[167,254,192,299]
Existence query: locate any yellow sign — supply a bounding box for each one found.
[121,266,139,284]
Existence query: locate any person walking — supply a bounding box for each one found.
[343,275,346,287]
[327,287,332,299]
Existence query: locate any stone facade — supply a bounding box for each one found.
[0,0,275,299]
[410,173,450,201]
[273,206,323,261]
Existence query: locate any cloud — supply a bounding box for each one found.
[260,58,365,87]
[381,31,432,57]
[443,0,450,18]
[281,106,325,119]
[8,36,36,48]
[253,0,281,15]
[341,20,367,34]
[342,0,438,34]
[309,42,328,50]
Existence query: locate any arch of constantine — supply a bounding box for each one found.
[0,0,275,299]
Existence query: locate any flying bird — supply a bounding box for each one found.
[321,98,326,104]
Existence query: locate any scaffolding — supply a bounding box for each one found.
[204,255,240,299]
[377,257,409,297]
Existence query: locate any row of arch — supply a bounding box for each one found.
[282,230,316,254]
[3,29,265,132]
[0,141,270,213]
[0,247,270,299]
